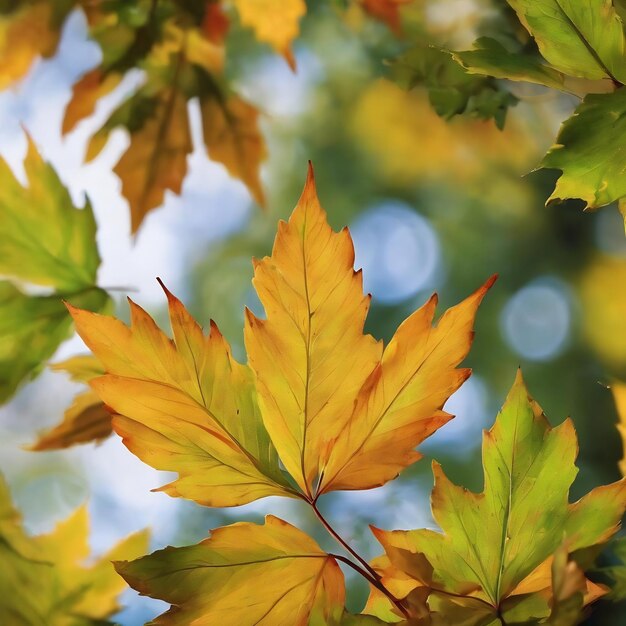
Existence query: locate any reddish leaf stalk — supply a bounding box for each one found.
[311,501,411,620]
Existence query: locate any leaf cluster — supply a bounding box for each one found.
[392,0,626,227]
[60,170,626,625]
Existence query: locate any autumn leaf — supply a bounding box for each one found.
[232,0,306,69]
[70,7,264,233]
[371,372,626,623]
[70,165,493,504]
[116,515,345,625]
[0,138,110,402]
[245,165,494,497]
[113,88,192,234]
[68,280,296,507]
[0,473,148,625]
[199,89,266,207]
[63,68,124,135]
[29,355,111,451]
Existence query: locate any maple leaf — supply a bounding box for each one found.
[245,166,495,497]
[68,280,297,507]
[540,89,626,210]
[452,38,567,92]
[232,0,306,69]
[0,138,110,402]
[115,515,345,625]
[69,165,493,505]
[0,473,148,624]
[29,355,111,451]
[371,372,626,624]
[112,87,192,234]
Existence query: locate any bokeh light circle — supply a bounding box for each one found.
[500,278,571,361]
[350,202,440,304]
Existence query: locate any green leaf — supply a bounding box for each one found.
[453,37,566,91]
[540,88,626,209]
[0,282,110,403]
[374,371,626,622]
[506,0,626,83]
[390,45,517,129]
[0,138,101,291]
[0,138,110,402]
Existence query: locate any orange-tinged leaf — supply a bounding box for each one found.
[29,388,111,451]
[62,69,123,135]
[360,0,412,35]
[115,515,345,626]
[613,382,626,476]
[29,355,111,451]
[318,275,495,494]
[202,2,230,44]
[232,0,306,69]
[68,282,295,507]
[70,166,491,507]
[200,94,266,207]
[244,165,383,496]
[113,90,192,233]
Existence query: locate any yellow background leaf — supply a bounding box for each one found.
[201,94,266,207]
[114,90,192,233]
[233,0,306,68]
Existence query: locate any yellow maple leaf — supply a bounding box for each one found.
[69,166,493,506]
[245,165,494,497]
[68,280,297,507]
[232,0,306,69]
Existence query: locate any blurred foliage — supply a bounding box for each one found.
[0,473,148,624]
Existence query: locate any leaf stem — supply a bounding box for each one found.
[310,502,411,620]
